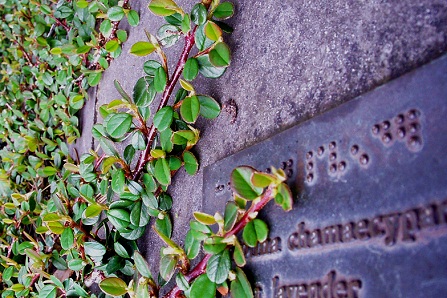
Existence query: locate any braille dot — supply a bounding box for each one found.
[360,154,369,165]
[329,164,337,173]
[307,162,313,171]
[351,145,359,155]
[338,161,346,171]
[409,122,420,133]
[408,109,420,120]
[382,121,391,131]
[329,141,336,150]
[397,127,406,138]
[409,136,422,149]
[372,124,380,135]
[281,162,287,170]
[306,173,314,183]
[329,152,337,161]
[317,146,325,156]
[306,151,313,160]
[382,133,392,144]
[266,168,271,173]
[287,169,293,178]
[287,159,293,167]
[395,114,404,124]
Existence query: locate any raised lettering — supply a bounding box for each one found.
[309,230,322,248]
[383,214,400,246]
[341,222,354,243]
[354,219,370,240]
[417,205,436,229]
[322,225,342,245]
[400,210,418,242]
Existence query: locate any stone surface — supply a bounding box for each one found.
[202,55,447,297]
[73,0,447,280]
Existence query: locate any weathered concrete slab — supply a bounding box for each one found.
[73,0,447,279]
[203,54,447,297]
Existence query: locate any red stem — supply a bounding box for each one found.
[132,28,197,180]
[164,187,274,298]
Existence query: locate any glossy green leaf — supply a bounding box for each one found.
[143,60,162,76]
[68,259,84,271]
[190,274,216,298]
[99,277,128,296]
[274,182,293,211]
[112,169,125,194]
[165,13,183,26]
[155,214,172,238]
[88,72,102,86]
[134,251,152,278]
[180,96,200,123]
[195,25,214,51]
[230,268,253,298]
[154,67,167,92]
[198,95,220,119]
[130,201,150,227]
[100,19,112,36]
[148,0,182,16]
[159,193,173,211]
[242,219,268,247]
[224,201,238,232]
[154,158,171,185]
[121,226,146,240]
[105,39,120,52]
[117,30,128,43]
[132,131,146,150]
[191,3,207,25]
[114,242,130,258]
[61,228,74,250]
[193,211,216,225]
[84,242,106,257]
[184,230,200,259]
[197,55,226,78]
[183,151,199,175]
[39,285,57,298]
[181,13,191,33]
[107,209,131,231]
[167,156,182,171]
[130,41,156,56]
[133,76,156,107]
[127,10,140,27]
[205,21,222,41]
[171,130,196,145]
[108,6,125,21]
[157,24,181,48]
[213,2,235,19]
[209,42,231,67]
[105,113,132,138]
[153,106,174,131]
[160,255,177,281]
[207,249,230,284]
[231,166,263,200]
[183,57,199,81]
[233,238,246,267]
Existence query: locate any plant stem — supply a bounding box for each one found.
[132,28,197,180]
[164,187,274,298]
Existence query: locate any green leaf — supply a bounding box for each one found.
[224,202,238,232]
[230,268,253,298]
[193,211,215,225]
[84,242,107,257]
[213,2,235,19]
[117,30,128,43]
[107,209,131,231]
[197,55,226,78]
[198,95,220,119]
[180,96,200,123]
[157,24,181,48]
[233,238,246,267]
[155,214,172,238]
[114,242,130,258]
[181,13,191,33]
[184,230,200,259]
[76,45,91,54]
[127,10,140,27]
[148,0,183,16]
[143,60,162,76]
[205,21,222,41]
[183,151,199,175]
[153,107,174,131]
[133,76,156,107]
[132,131,146,150]
[143,174,157,192]
[100,19,112,37]
[112,169,126,194]
[160,255,177,281]
[39,285,57,298]
[121,226,146,240]
[165,13,183,26]
[105,113,133,138]
[242,219,268,247]
[154,158,171,185]
[130,41,156,56]
[183,58,199,81]
[154,67,167,92]
[190,274,216,298]
[68,259,85,271]
[134,251,152,278]
[105,39,120,52]
[88,72,102,86]
[231,166,263,200]
[171,130,196,145]
[195,25,214,51]
[99,277,128,296]
[274,183,293,211]
[130,201,150,227]
[209,42,231,67]
[61,228,74,250]
[207,250,230,284]
[108,6,125,21]
[38,166,58,177]
[191,3,207,25]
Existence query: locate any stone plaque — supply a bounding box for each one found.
[203,55,447,297]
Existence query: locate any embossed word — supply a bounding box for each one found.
[242,237,281,259]
[272,270,362,298]
[288,199,447,251]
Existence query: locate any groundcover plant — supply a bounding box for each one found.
[0,0,293,297]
